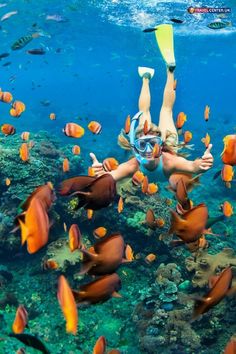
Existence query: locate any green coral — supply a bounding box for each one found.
[127,211,146,228]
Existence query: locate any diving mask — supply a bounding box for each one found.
[134,135,163,153]
[129,111,163,164]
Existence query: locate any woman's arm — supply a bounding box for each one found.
[172,144,213,174]
[89,153,139,181]
[110,158,139,181]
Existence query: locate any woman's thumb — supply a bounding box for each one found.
[89,152,99,164]
[205,143,213,154]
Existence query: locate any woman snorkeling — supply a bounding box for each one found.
[90,24,213,182]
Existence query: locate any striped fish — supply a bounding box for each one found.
[207,21,231,30]
[11,33,39,50]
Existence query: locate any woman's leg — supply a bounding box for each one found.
[138,77,152,128]
[158,69,177,142]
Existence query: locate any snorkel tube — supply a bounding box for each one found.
[129,111,149,165]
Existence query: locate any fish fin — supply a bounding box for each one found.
[77,248,98,274]
[168,209,186,234]
[188,174,202,191]
[208,275,220,289]
[10,225,20,233]
[226,286,236,297]
[213,170,221,180]
[121,257,131,263]
[112,291,122,298]
[77,261,95,275]
[71,289,85,303]
[18,219,29,245]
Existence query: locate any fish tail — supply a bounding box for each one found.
[18,218,29,245]
[77,248,98,274]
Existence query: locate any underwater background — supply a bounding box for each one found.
[0,0,236,353]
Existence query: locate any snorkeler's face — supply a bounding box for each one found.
[134,135,162,160]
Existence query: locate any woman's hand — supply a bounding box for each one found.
[199,144,214,171]
[89,153,106,177]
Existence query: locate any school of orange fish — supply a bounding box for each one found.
[1,88,236,353]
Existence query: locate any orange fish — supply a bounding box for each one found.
[198,235,208,250]
[72,274,122,304]
[93,336,106,354]
[118,196,123,213]
[103,157,119,171]
[12,305,28,334]
[147,183,158,195]
[63,123,84,138]
[146,209,156,230]
[193,267,233,319]
[221,201,233,217]
[125,244,134,261]
[72,145,80,155]
[168,172,201,193]
[10,100,25,117]
[221,164,234,188]
[169,203,208,243]
[57,275,78,335]
[124,115,131,134]
[88,121,102,134]
[88,166,96,177]
[1,123,15,136]
[142,175,149,194]
[176,112,187,131]
[18,197,50,254]
[93,227,107,239]
[145,253,156,264]
[19,143,29,162]
[132,170,144,185]
[49,112,56,120]
[156,218,165,228]
[201,132,210,148]
[183,131,192,144]
[204,105,210,121]
[42,259,59,270]
[79,234,125,276]
[69,224,82,252]
[21,132,30,141]
[0,91,13,103]
[173,79,177,90]
[175,178,192,211]
[224,338,236,354]
[152,143,161,158]
[5,178,11,186]
[87,209,94,219]
[63,158,70,172]
[19,182,55,212]
[221,134,236,166]
[143,119,149,135]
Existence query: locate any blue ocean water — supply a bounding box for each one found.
[0,0,236,353]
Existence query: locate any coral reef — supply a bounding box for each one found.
[43,238,82,271]
[185,248,236,288]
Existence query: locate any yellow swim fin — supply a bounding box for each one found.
[154,24,176,70]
